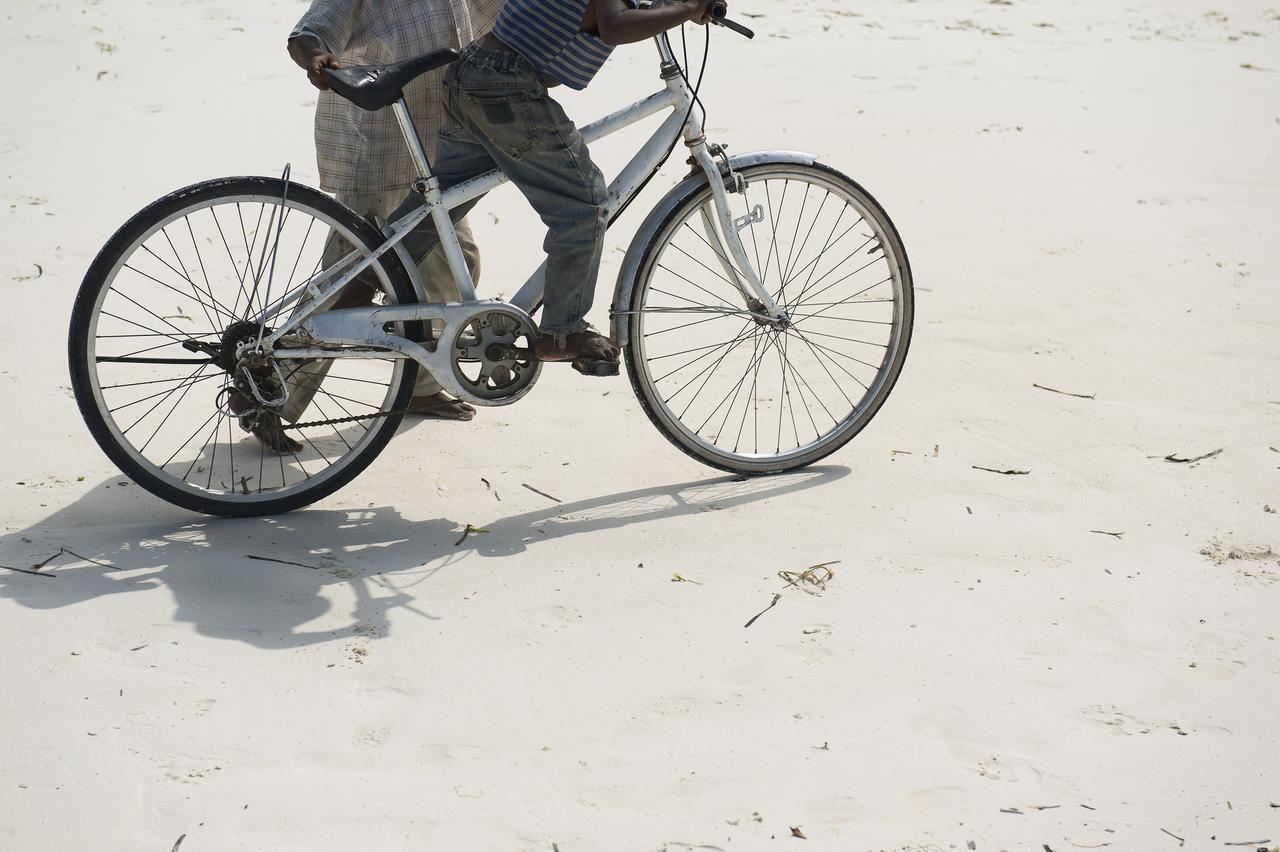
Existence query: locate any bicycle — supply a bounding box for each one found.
[67,9,914,517]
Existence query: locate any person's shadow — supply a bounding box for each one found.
[0,466,848,649]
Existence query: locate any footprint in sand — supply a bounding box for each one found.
[352,724,391,750]
[974,754,1043,783]
[517,604,581,631]
[1081,705,1155,735]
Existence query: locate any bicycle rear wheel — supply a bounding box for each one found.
[68,176,418,516]
[624,159,914,474]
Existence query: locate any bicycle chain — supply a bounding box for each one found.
[283,402,442,431]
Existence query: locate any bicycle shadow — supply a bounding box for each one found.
[0,465,849,650]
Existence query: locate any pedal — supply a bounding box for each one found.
[571,357,620,377]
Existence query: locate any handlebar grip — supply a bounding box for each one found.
[708,2,755,39]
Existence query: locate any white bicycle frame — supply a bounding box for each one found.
[262,37,784,403]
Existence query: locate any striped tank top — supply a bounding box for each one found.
[490,0,627,90]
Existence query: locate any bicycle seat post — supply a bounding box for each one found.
[389,95,477,301]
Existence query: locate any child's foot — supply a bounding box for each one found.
[534,330,620,363]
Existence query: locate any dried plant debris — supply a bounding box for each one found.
[0,563,56,579]
[1200,538,1278,565]
[1090,530,1125,539]
[743,593,782,629]
[1164,448,1222,464]
[1,546,116,578]
[12,263,43,282]
[1033,383,1096,399]
[670,572,703,585]
[973,465,1031,475]
[454,523,489,546]
[245,554,323,570]
[521,483,561,503]
[790,826,807,839]
[778,561,837,594]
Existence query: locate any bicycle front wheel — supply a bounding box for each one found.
[68,177,419,516]
[624,159,914,474]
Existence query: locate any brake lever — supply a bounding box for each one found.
[708,3,755,39]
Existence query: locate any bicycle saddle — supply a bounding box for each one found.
[321,48,460,111]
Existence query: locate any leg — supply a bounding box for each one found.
[277,189,394,425]
[442,64,616,363]
[278,193,484,427]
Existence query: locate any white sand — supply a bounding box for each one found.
[2,0,1279,848]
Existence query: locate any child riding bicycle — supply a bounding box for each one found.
[374,0,722,368]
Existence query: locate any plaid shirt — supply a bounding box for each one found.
[292,0,503,193]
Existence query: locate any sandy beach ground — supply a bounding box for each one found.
[2,0,1279,849]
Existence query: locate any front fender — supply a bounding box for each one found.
[609,150,819,347]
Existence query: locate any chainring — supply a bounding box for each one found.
[450,307,541,403]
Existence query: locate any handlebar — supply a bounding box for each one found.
[708,2,755,39]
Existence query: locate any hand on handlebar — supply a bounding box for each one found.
[685,0,720,26]
[307,52,340,91]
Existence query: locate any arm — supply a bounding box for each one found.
[593,0,719,47]
[288,34,340,91]
[287,0,362,90]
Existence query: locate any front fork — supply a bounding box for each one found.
[687,140,787,323]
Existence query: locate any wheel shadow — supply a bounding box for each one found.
[0,465,849,649]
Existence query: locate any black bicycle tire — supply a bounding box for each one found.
[68,176,419,517]
[623,159,915,475]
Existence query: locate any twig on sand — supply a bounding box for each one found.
[671,572,703,585]
[1067,842,1111,849]
[1164,448,1223,464]
[1,546,115,578]
[779,562,838,595]
[744,593,782,628]
[61,548,115,569]
[172,835,186,852]
[30,551,62,571]
[974,465,1031,476]
[1090,530,1125,539]
[522,483,561,503]
[453,524,489,547]
[1031,804,1061,811]
[0,564,56,579]
[1034,383,1096,400]
[1223,842,1271,848]
[245,554,323,570]
[1158,827,1185,845]
[1000,807,1024,815]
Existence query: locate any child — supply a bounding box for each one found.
[388,0,720,366]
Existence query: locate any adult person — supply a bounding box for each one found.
[246,0,502,454]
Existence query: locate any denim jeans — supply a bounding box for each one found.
[389,44,608,340]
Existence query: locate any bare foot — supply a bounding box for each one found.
[229,389,303,454]
[242,411,303,455]
[409,391,477,421]
[534,330,619,363]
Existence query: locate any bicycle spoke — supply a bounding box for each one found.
[107,371,221,415]
[651,320,756,385]
[780,182,814,290]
